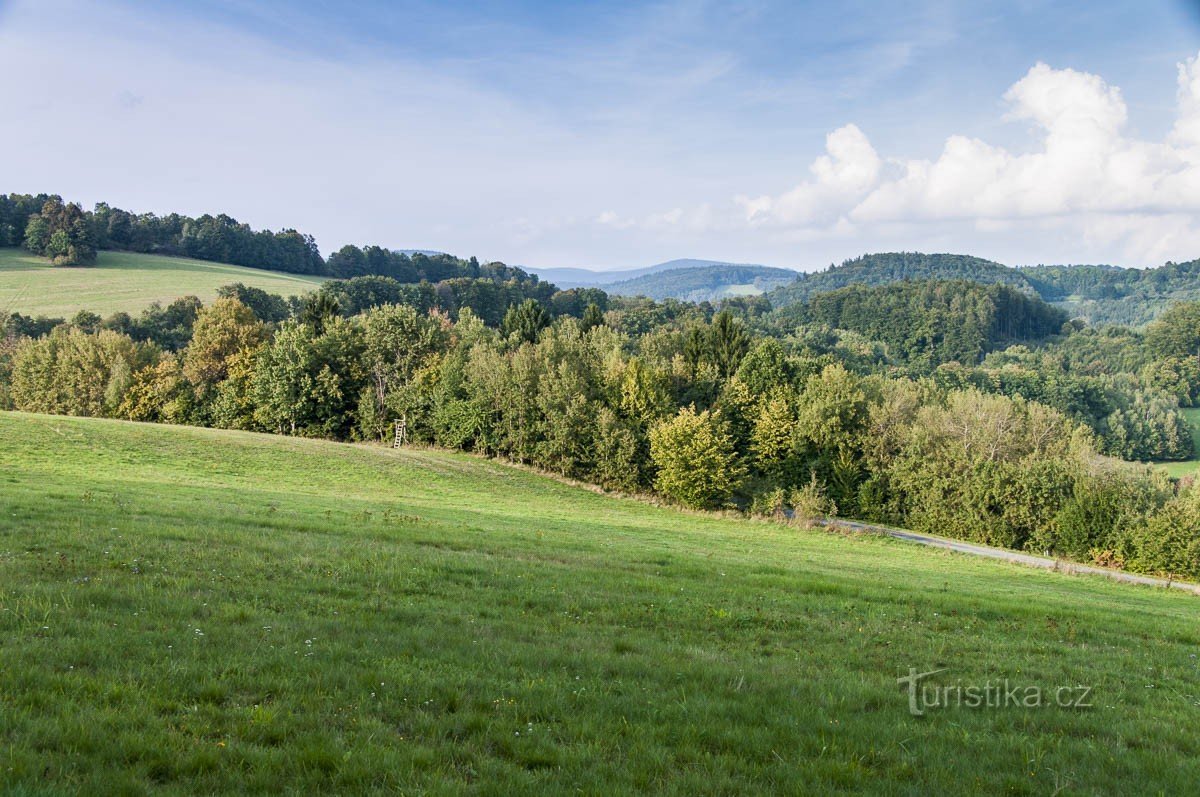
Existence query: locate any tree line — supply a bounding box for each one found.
[1,193,553,288]
[4,278,1200,580]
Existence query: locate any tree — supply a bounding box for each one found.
[751,391,798,480]
[183,298,266,392]
[251,318,364,437]
[300,292,341,334]
[23,198,97,265]
[217,283,291,323]
[592,406,642,490]
[22,215,49,253]
[10,327,155,416]
[119,355,191,423]
[1146,302,1200,361]
[649,406,745,508]
[708,310,749,379]
[357,305,451,440]
[580,302,606,332]
[502,299,549,344]
[794,363,867,453]
[182,297,267,424]
[735,338,794,395]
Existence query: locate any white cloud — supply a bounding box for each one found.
[735,124,880,228]
[640,53,1200,266]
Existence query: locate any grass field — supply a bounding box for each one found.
[1154,407,1200,479]
[0,248,325,317]
[1,412,1198,793]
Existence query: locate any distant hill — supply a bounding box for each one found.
[525,258,782,289]
[1018,260,1200,327]
[767,252,1035,308]
[763,251,1200,328]
[602,264,798,302]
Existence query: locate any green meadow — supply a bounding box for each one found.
[1,411,1198,794]
[0,248,325,317]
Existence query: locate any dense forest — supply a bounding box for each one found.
[768,252,1035,307]
[5,266,1200,580]
[766,251,1200,327]
[771,280,1068,368]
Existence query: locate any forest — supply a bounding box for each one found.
[5,256,1200,580]
[768,250,1200,327]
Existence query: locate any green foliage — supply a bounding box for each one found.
[300,292,341,334]
[768,252,1034,308]
[10,326,156,416]
[216,283,292,323]
[9,251,1200,580]
[1119,484,1200,577]
[579,302,605,332]
[774,279,1067,368]
[886,391,1087,549]
[501,299,550,344]
[251,318,365,437]
[357,304,451,441]
[735,338,795,395]
[182,298,266,402]
[649,405,745,508]
[23,197,97,266]
[1145,302,1200,360]
[708,310,750,378]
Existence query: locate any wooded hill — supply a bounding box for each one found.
[767,251,1200,327]
[771,280,1069,368]
[602,264,798,302]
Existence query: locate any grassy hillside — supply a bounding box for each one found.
[1,412,1198,793]
[0,247,326,317]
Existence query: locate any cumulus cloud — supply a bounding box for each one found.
[736,124,881,227]
[628,53,1200,265]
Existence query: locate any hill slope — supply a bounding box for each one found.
[526,258,777,289]
[768,252,1035,308]
[1,411,1197,793]
[0,247,326,317]
[602,263,798,301]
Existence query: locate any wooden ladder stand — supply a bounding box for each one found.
[393,416,408,448]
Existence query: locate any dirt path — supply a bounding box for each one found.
[818,517,1200,596]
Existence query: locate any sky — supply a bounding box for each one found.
[3,1,1200,271]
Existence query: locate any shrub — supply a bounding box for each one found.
[649,406,745,509]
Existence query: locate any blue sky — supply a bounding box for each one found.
[3,0,1200,269]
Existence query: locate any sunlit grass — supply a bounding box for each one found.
[0,247,325,317]
[1,411,1198,793]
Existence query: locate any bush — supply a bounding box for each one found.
[649,406,745,509]
[788,477,837,528]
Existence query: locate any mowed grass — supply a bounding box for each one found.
[1154,407,1200,479]
[0,247,325,317]
[1,414,1198,794]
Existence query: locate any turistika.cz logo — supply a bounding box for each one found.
[897,668,1094,717]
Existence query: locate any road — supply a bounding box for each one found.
[816,517,1200,596]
